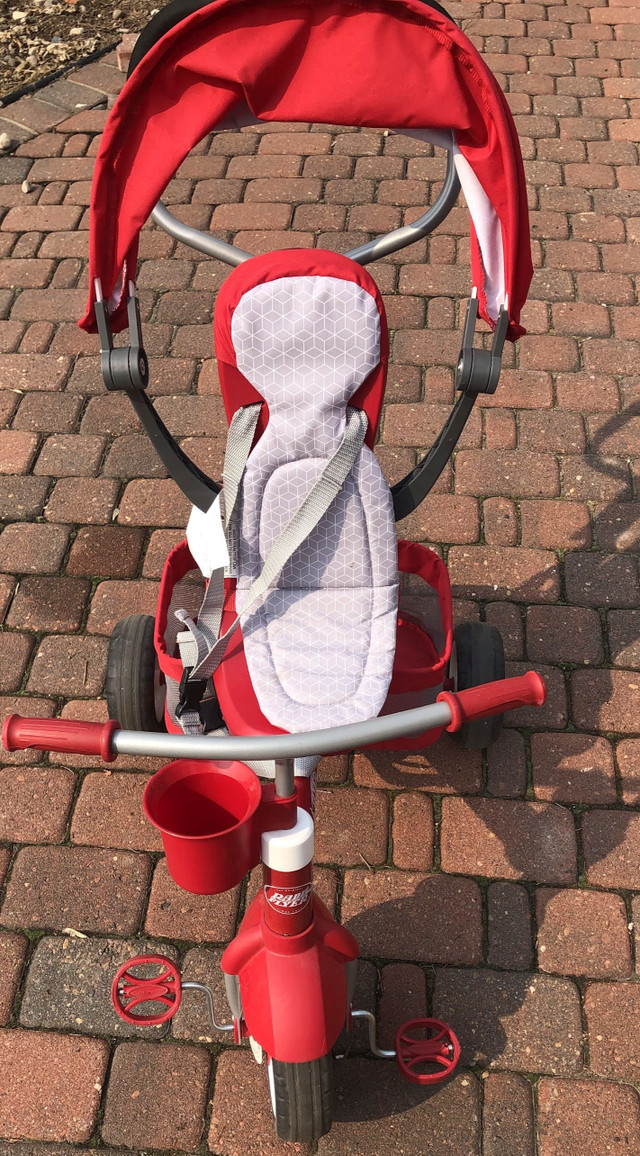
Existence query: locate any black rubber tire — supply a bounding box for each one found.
[106,614,166,732]
[270,1055,333,1143]
[450,621,505,749]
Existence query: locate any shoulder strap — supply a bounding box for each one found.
[176,406,368,683]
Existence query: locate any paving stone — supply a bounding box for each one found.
[34,435,104,478]
[616,738,640,805]
[0,1028,108,1142]
[391,792,434,869]
[585,982,640,1081]
[536,888,631,979]
[0,575,13,621]
[27,634,108,697]
[0,845,9,887]
[487,882,534,971]
[20,935,177,1038]
[378,962,426,1050]
[441,798,577,885]
[353,745,482,795]
[145,859,240,942]
[314,787,388,867]
[0,523,68,575]
[317,754,348,785]
[0,765,75,843]
[66,526,145,579]
[0,845,151,934]
[6,576,89,633]
[44,477,118,525]
[86,580,159,635]
[0,430,39,474]
[565,551,640,608]
[482,1072,535,1156]
[486,729,528,798]
[102,1040,210,1150]
[433,969,583,1074]
[0,932,27,1025]
[526,605,603,666]
[0,477,50,521]
[319,1064,480,1156]
[572,669,640,735]
[448,546,560,603]
[582,809,640,889]
[608,608,640,670]
[70,772,162,852]
[0,631,33,693]
[102,433,168,479]
[537,1077,640,1156]
[118,478,191,527]
[170,946,232,1042]
[342,870,482,964]
[531,733,616,804]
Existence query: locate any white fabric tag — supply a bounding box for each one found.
[186,494,230,578]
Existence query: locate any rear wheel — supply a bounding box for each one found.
[267,1054,333,1143]
[450,621,505,749]
[106,614,166,732]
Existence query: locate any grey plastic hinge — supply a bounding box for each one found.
[455,291,509,396]
[94,279,149,393]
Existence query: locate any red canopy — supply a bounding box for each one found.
[80,0,532,338]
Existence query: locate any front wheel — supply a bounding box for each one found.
[105,614,166,732]
[267,1054,333,1143]
[449,621,505,749]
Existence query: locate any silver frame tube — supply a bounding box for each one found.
[151,201,252,265]
[111,700,453,762]
[347,152,460,265]
[151,151,459,267]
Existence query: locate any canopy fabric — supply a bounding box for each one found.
[79,0,532,339]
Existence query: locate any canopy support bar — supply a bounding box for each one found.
[151,152,460,268]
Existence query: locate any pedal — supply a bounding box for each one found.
[395,1018,460,1085]
[111,954,182,1026]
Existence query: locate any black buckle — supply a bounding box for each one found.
[95,278,149,393]
[455,291,509,396]
[198,695,225,734]
[175,666,208,720]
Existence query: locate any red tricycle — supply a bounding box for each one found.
[3,0,543,1142]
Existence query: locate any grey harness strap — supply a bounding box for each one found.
[176,406,368,695]
[175,403,261,734]
[221,401,263,577]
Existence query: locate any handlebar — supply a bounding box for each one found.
[151,150,460,268]
[3,673,545,762]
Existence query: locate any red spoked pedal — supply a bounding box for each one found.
[395,1018,460,1086]
[111,955,182,1026]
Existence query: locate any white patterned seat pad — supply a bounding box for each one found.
[231,274,398,731]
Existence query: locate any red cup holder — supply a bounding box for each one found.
[143,759,262,894]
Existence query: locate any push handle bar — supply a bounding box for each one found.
[2,716,120,762]
[3,673,545,762]
[438,673,546,733]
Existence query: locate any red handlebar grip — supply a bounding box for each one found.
[437,672,546,732]
[2,715,119,762]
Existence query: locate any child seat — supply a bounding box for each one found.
[151,250,457,747]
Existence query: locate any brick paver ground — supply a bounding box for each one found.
[0,0,639,1151]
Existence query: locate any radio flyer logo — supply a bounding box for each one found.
[264,883,312,914]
